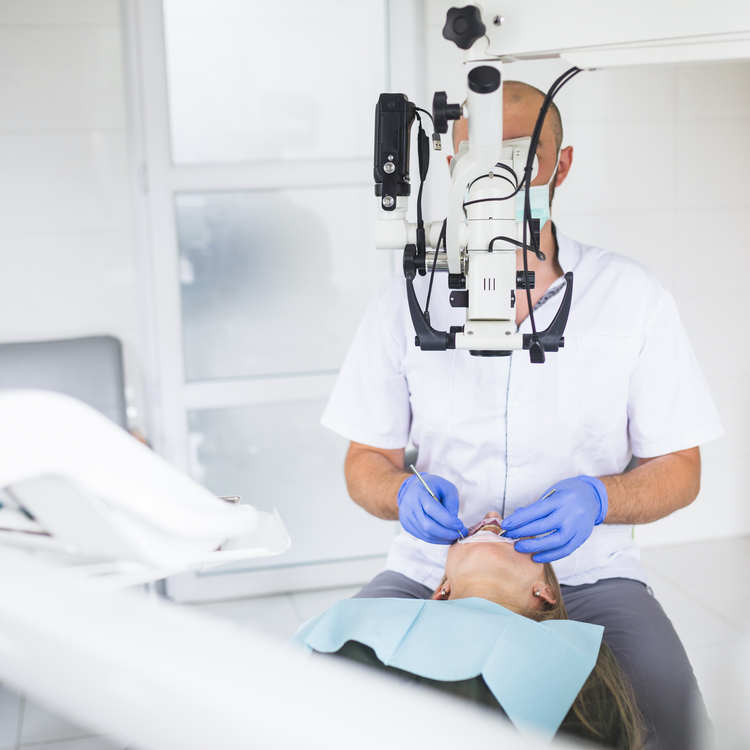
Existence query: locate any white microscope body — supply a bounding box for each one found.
[447,115,535,353]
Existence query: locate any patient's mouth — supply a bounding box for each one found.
[465,517,505,537]
[457,529,514,545]
[456,517,513,545]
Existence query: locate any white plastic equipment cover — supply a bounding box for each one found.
[0,390,289,580]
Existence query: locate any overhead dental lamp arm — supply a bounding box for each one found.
[455,0,750,67]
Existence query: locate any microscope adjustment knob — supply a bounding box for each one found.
[432,91,462,134]
[443,6,486,50]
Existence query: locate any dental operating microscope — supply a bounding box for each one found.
[374,6,574,363]
[373,2,750,362]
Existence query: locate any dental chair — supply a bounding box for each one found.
[0,389,290,586]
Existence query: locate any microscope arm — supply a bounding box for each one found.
[522,272,573,355]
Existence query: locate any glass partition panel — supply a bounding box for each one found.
[188,400,398,572]
[163,0,388,164]
[177,186,391,381]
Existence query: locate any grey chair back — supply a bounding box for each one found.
[0,336,127,428]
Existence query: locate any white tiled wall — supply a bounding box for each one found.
[0,0,145,431]
[424,4,750,547]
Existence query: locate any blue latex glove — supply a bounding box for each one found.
[501,476,608,563]
[397,473,469,544]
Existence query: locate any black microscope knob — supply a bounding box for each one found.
[443,6,487,50]
[433,91,462,134]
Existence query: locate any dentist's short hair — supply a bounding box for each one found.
[452,80,564,155]
[504,80,564,154]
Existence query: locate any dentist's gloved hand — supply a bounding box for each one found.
[397,473,469,544]
[501,476,608,563]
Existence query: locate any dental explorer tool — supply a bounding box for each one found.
[409,464,464,538]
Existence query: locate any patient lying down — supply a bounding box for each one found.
[295,512,644,749]
[429,512,642,746]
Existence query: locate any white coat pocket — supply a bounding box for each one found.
[557,335,626,434]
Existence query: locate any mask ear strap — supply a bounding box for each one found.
[547,149,562,187]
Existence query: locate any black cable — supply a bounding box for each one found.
[522,66,581,249]
[424,219,447,318]
[414,107,434,125]
[463,164,521,207]
[413,111,429,259]
[416,106,443,151]
[463,177,517,201]
[523,67,580,258]
[462,183,522,204]
[416,174,425,238]
[520,66,581,342]
[462,193,545,262]
[488,236,533,252]
[467,162,518,190]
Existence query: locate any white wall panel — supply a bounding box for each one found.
[553,210,677,289]
[673,207,747,294]
[0,232,138,337]
[707,376,750,461]
[0,0,119,25]
[677,62,750,119]
[0,28,125,130]
[676,119,750,208]
[677,294,750,378]
[563,66,679,122]
[0,2,144,432]
[635,442,750,547]
[556,120,678,212]
[0,133,131,233]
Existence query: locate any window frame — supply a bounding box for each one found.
[121,0,425,599]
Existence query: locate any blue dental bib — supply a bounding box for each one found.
[291,596,603,743]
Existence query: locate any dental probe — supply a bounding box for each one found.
[409,464,465,538]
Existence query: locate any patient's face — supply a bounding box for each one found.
[444,512,548,612]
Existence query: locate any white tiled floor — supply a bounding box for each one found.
[1,537,749,749]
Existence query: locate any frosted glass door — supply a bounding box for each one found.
[177,187,392,381]
[163,0,388,164]
[188,401,397,573]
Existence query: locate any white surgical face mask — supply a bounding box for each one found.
[515,150,561,231]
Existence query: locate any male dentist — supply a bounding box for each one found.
[322,81,723,749]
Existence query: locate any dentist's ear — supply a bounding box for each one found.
[554,145,574,187]
[447,155,453,166]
